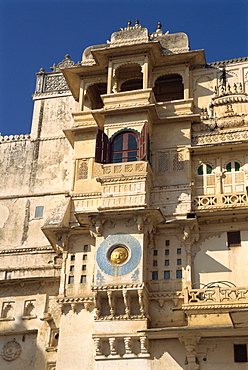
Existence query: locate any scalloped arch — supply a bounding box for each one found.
[152,72,184,88]
[109,128,140,143]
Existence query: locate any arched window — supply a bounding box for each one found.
[112,131,139,163]
[153,74,184,102]
[223,161,244,194]
[195,164,215,195]
[95,125,147,164]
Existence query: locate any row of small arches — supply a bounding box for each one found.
[85,72,183,110]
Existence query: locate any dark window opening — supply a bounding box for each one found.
[116,63,142,93]
[153,250,158,256]
[165,240,170,246]
[80,275,87,284]
[165,260,169,266]
[153,74,184,102]
[71,255,75,261]
[227,231,241,248]
[234,344,247,363]
[153,260,158,266]
[164,271,170,279]
[70,266,74,272]
[177,248,182,254]
[86,83,107,110]
[120,78,143,92]
[83,245,89,251]
[165,249,169,255]
[176,270,182,279]
[68,276,74,284]
[152,271,158,280]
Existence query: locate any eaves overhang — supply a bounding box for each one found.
[190,140,248,154]
[62,42,206,101]
[139,325,248,339]
[230,309,248,328]
[75,207,165,226]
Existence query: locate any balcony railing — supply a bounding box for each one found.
[183,286,248,309]
[192,192,248,210]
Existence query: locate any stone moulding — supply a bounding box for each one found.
[0,246,53,255]
[192,128,248,145]
[32,91,72,100]
[183,286,248,308]
[0,134,31,143]
[192,193,248,210]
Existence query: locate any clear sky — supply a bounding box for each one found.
[0,0,247,136]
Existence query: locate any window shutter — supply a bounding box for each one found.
[95,129,110,164]
[139,123,147,160]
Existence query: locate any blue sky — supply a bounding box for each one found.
[0,0,247,136]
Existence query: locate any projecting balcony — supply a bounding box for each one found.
[183,286,248,311]
[192,192,248,211]
[96,161,152,210]
[101,88,155,111]
[156,98,194,118]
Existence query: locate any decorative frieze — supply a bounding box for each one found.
[192,128,248,145]
[192,192,248,210]
[0,133,31,143]
[183,286,248,309]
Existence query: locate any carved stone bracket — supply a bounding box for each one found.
[89,215,106,237]
[179,336,201,370]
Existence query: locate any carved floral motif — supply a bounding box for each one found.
[1,339,21,362]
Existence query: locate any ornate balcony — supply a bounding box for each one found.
[96,161,152,210]
[192,192,248,210]
[183,286,248,311]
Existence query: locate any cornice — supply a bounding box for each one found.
[0,246,53,255]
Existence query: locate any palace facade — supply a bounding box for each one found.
[1,21,248,369]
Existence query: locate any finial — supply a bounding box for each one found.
[127,20,131,27]
[65,54,70,59]
[157,22,162,29]
[135,19,139,25]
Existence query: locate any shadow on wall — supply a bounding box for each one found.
[149,338,186,368]
[193,233,232,287]
[0,315,45,370]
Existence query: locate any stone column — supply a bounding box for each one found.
[142,55,149,89]
[184,65,190,99]
[138,289,145,317]
[140,335,149,356]
[93,337,102,356]
[123,289,131,318]
[109,337,117,356]
[123,337,132,356]
[107,59,113,94]
[59,250,68,296]
[107,290,115,317]
[79,79,85,111]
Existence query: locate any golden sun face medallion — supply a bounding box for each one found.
[109,246,128,265]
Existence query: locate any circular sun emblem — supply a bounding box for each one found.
[1,339,21,362]
[109,245,129,265]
